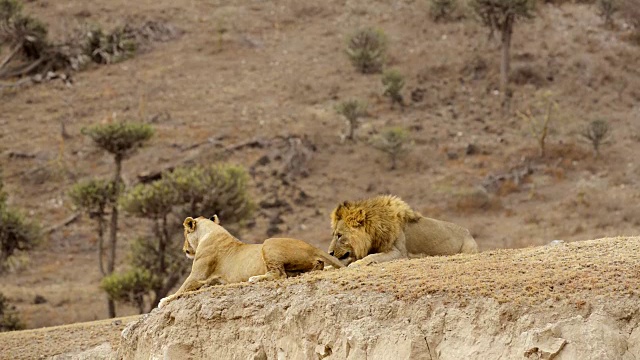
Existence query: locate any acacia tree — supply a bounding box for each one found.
[68,179,119,276]
[471,0,535,109]
[81,121,153,317]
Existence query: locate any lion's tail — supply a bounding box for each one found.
[316,250,346,269]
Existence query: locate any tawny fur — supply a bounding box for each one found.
[159,216,344,308]
[329,195,478,267]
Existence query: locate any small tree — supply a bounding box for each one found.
[370,127,413,170]
[597,0,619,28]
[517,91,558,157]
[335,99,367,141]
[120,179,178,309]
[471,0,536,109]
[0,292,24,332]
[345,28,387,74]
[68,179,119,276]
[81,121,153,317]
[0,172,40,272]
[581,119,610,158]
[381,69,405,109]
[101,268,156,314]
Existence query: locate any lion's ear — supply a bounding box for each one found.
[209,215,220,224]
[354,208,366,226]
[183,217,197,233]
[345,208,366,228]
[332,201,351,222]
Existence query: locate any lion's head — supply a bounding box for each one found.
[328,195,420,266]
[183,215,220,259]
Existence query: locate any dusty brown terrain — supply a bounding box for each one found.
[2,236,638,359]
[1,0,639,343]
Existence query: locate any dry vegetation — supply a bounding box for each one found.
[1,0,640,331]
[199,236,640,307]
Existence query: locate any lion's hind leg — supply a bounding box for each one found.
[248,265,286,283]
[249,243,288,283]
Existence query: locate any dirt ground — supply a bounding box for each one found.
[2,236,637,359]
[1,0,640,333]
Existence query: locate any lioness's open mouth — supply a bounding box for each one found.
[339,252,351,260]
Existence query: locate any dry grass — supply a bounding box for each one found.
[0,315,138,360]
[193,236,640,307]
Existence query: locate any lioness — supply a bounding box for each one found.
[158,215,344,308]
[328,195,478,267]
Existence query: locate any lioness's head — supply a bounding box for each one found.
[183,215,220,259]
[328,201,372,266]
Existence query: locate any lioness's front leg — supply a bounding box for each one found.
[349,232,408,267]
[158,273,224,308]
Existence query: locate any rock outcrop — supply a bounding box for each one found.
[119,237,640,359]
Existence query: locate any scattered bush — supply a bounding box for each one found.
[597,0,619,28]
[0,172,40,272]
[581,119,611,157]
[620,0,640,43]
[335,99,367,141]
[517,91,558,158]
[382,69,405,109]
[0,292,24,332]
[430,0,457,22]
[164,164,254,227]
[83,25,138,64]
[345,28,387,74]
[370,127,413,170]
[101,268,156,314]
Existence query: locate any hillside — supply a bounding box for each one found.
[1,237,639,359]
[1,0,640,329]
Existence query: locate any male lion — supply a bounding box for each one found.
[158,215,344,308]
[328,195,478,267]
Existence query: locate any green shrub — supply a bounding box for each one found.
[101,268,157,314]
[165,164,255,227]
[597,0,619,27]
[430,0,457,21]
[335,99,367,141]
[370,127,413,170]
[0,292,24,332]
[581,119,610,157]
[345,28,387,74]
[382,69,405,109]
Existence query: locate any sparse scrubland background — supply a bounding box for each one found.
[1,0,639,332]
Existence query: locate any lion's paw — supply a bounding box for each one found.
[349,259,375,268]
[158,297,170,309]
[248,275,264,283]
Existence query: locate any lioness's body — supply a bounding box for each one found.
[329,195,478,267]
[159,216,344,308]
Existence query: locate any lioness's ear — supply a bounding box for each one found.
[209,215,220,224]
[183,217,197,233]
